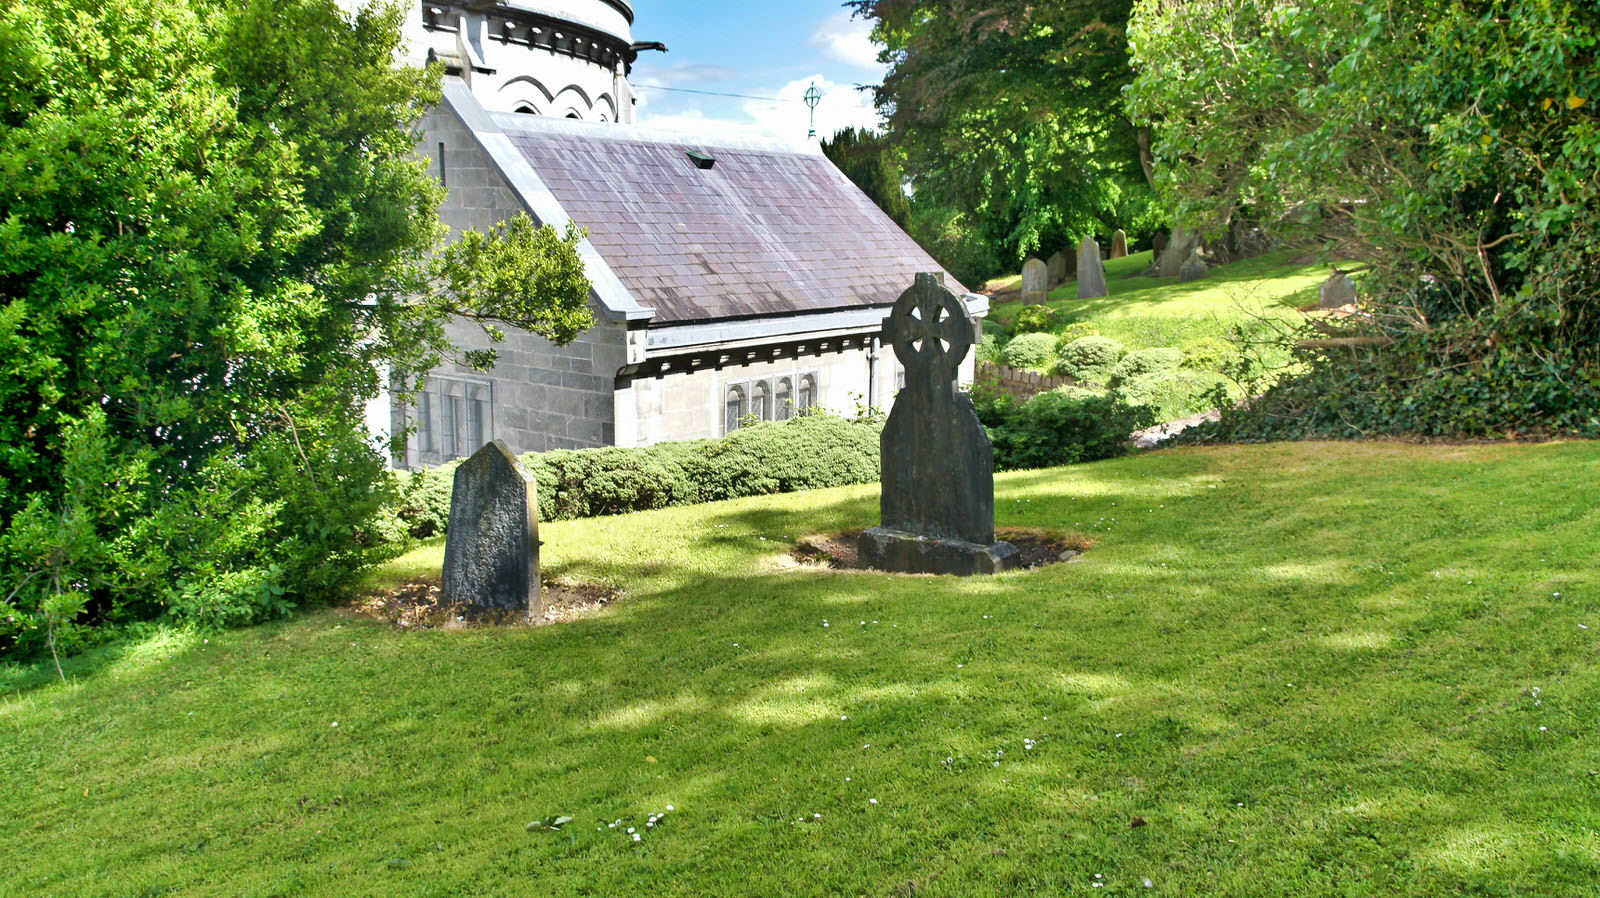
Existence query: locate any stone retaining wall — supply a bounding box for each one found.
[975,362,1077,400]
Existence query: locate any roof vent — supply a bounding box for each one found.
[686,150,715,170]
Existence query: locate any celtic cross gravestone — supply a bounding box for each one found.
[859,273,1020,575]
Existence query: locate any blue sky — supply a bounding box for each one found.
[627,1,888,141]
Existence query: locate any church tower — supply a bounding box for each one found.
[364,2,663,123]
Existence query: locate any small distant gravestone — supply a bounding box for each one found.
[1318,272,1358,309]
[1178,247,1209,282]
[1020,257,1049,305]
[859,273,1020,576]
[1076,237,1108,299]
[441,440,542,615]
[1152,232,1169,256]
[1046,250,1069,286]
[1110,229,1129,259]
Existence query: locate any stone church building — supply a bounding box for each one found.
[366,1,988,468]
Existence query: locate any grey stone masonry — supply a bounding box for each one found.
[860,273,1019,576]
[1020,257,1049,305]
[441,440,541,615]
[1076,238,1108,299]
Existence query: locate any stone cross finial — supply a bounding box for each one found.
[884,271,980,395]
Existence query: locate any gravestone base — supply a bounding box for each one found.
[858,527,1021,576]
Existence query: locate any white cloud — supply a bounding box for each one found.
[632,62,738,89]
[745,75,883,142]
[636,76,883,145]
[810,9,885,72]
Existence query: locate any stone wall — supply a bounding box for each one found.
[392,107,628,469]
[976,361,1077,401]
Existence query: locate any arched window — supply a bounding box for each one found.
[798,374,817,413]
[724,385,747,434]
[751,380,770,422]
[775,377,793,420]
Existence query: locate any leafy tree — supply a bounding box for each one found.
[0,0,592,661]
[848,0,1160,283]
[1129,0,1599,437]
[821,127,912,228]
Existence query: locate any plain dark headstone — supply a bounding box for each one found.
[1076,238,1108,299]
[1152,232,1169,256]
[1020,257,1049,305]
[860,273,1019,575]
[441,440,541,614]
[1110,229,1128,259]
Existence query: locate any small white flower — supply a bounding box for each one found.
[632,833,641,842]
[1144,879,1154,889]
[841,715,848,720]
[665,805,674,811]
[331,722,339,727]
[869,798,878,804]
[627,827,635,833]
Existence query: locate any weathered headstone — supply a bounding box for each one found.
[1318,272,1357,309]
[1158,227,1200,278]
[1178,247,1209,282]
[1110,229,1128,259]
[859,273,1020,576]
[1020,257,1049,305]
[1046,251,1069,286]
[1152,232,1169,256]
[441,440,541,615]
[1076,237,1108,299]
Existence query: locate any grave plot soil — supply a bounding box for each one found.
[354,577,621,629]
[793,528,1093,572]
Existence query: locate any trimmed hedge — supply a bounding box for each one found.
[391,412,883,533]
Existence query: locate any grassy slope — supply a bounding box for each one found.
[989,250,1331,351]
[3,442,1599,896]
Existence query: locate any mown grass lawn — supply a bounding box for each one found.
[3,441,1598,896]
[988,250,1332,352]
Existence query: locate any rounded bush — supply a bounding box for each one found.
[1000,332,1059,370]
[1181,337,1236,373]
[1057,320,1101,343]
[1011,305,1058,334]
[1055,336,1127,380]
[1116,369,1228,421]
[1113,347,1184,379]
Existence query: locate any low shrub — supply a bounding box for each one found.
[977,332,1005,364]
[1116,369,1229,422]
[1180,337,1237,374]
[1112,347,1184,380]
[1011,305,1059,334]
[1056,320,1101,343]
[1055,336,1127,381]
[1000,332,1059,370]
[388,412,884,529]
[973,388,1156,471]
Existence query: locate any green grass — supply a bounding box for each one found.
[992,250,1331,351]
[4,441,1599,896]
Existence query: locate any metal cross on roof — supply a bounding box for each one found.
[804,82,821,138]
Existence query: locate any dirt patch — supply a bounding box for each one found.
[793,529,1093,572]
[354,576,621,629]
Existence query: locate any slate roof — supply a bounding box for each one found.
[494,114,962,325]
